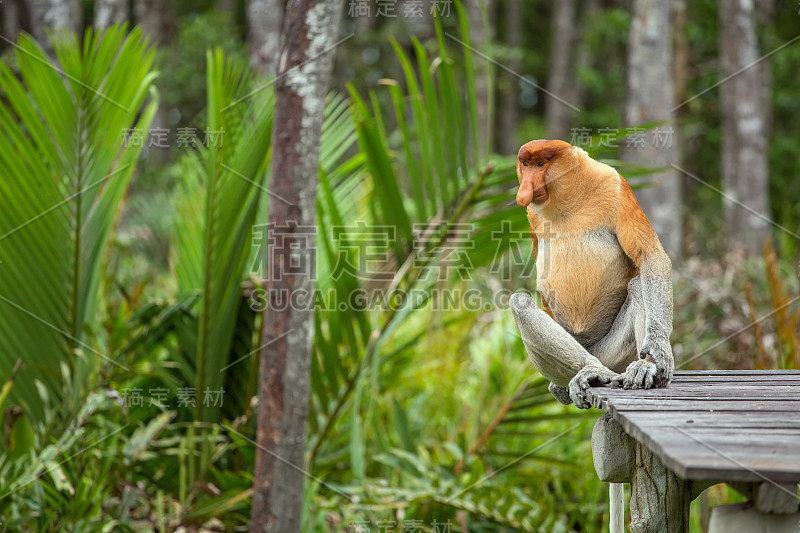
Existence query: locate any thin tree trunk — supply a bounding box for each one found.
[250,1,343,531]
[134,0,173,160]
[571,0,600,112]
[133,0,172,44]
[94,0,128,31]
[247,0,284,76]
[623,0,682,261]
[672,0,692,206]
[2,0,23,44]
[217,0,236,12]
[466,0,494,155]
[545,0,577,140]
[672,0,688,107]
[28,0,81,44]
[495,0,521,155]
[400,0,433,38]
[756,0,775,159]
[719,0,769,255]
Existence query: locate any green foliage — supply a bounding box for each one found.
[156,11,246,131]
[302,13,606,530]
[6,1,799,529]
[190,49,273,422]
[0,13,608,529]
[573,7,631,130]
[0,26,158,420]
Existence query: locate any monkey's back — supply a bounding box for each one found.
[535,225,636,348]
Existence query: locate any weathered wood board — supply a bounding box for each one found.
[587,370,800,483]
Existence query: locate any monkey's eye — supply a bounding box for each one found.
[537,161,545,167]
[521,161,528,167]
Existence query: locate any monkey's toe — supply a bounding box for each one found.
[568,384,591,409]
[549,382,573,405]
[622,360,658,389]
[568,366,618,409]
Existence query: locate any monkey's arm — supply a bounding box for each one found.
[527,209,555,320]
[613,183,674,388]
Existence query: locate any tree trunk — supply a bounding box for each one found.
[247,0,284,76]
[94,0,128,31]
[495,0,521,155]
[571,0,600,112]
[623,0,682,261]
[28,0,81,44]
[545,0,577,140]
[718,0,770,255]
[217,0,236,12]
[672,0,688,108]
[466,0,494,156]
[133,0,173,44]
[672,0,692,209]
[250,1,343,532]
[2,0,23,45]
[134,0,173,160]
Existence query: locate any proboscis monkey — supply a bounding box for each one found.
[509,139,674,409]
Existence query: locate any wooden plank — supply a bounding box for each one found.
[641,429,800,446]
[672,374,800,381]
[586,370,800,483]
[590,386,800,400]
[600,388,800,394]
[620,411,800,430]
[595,383,800,392]
[676,457,800,483]
[664,383,799,389]
[605,414,800,482]
[673,370,800,376]
[601,398,800,412]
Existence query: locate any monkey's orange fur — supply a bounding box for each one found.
[517,139,661,345]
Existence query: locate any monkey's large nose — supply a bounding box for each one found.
[516,181,534,207]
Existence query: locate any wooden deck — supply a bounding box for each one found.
[586,370,800,483]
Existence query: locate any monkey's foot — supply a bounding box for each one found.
[548,382,572,405]
[568,366,619,409]
[613,360,660,390]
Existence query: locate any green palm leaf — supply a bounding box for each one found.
[190,49,274,421]
[167,52,361,421]
[0,26,158,419]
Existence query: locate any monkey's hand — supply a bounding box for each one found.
[613,335,673,389]
[568,365,619,409]
[548,382,572,405]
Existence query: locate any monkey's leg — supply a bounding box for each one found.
[510,293,619,409]
[599,277,672,390]
[589,276,647,374]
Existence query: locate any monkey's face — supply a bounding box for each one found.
[515,139,572,208]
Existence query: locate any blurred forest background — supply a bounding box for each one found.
[0,0,798,531]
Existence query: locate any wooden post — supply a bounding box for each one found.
[629,440,692,533]
[592,414,635,533]
[609,482,625,533]
[593,413,700,532]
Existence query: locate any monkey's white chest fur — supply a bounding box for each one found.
[536,227,633,347]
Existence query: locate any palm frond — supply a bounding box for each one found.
[0,26,158,418]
